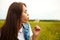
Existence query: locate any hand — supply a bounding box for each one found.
[33,25,41,37]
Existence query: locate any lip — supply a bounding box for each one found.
[27,16,29,20]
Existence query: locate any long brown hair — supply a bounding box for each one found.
[1,2,26,40]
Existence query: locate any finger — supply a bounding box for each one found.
[35,25,40,30]
[34,26,40,31]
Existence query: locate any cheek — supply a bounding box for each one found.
[22,14,29,22]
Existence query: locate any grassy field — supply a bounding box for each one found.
[0,20,60,40]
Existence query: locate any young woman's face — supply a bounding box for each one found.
[21,5,29,23]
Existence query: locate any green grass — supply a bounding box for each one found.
[0,20,5,28]
[0,20,60,40]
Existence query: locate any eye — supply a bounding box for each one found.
[24,10,27,13]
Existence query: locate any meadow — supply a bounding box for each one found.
[0,20,60,40]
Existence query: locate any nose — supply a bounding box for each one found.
[27,13,29,16]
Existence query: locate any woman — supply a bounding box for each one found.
[0,2,40,40]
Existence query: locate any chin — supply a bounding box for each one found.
[22,20,28,23]
[23,21,28,23]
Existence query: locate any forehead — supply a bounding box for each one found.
[23,5,27,11]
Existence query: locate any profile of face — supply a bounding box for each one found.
[21,5,29,23]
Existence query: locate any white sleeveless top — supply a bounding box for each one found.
[17,24,33,40]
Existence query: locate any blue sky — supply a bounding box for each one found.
[0,0,60,20]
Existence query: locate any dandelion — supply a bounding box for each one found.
[34,18,40,25]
